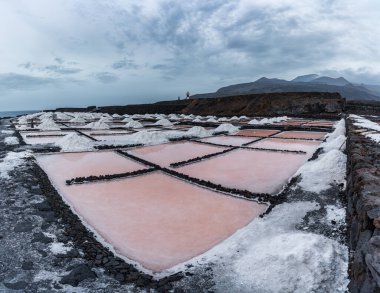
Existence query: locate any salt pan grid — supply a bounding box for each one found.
[176,148,312,194]
[274,130,327,140]
[36,151,147,183]
[198,135,260,146]
[35,168,267,272]
[232,129,280,137]
[128,141,227,166]
[247,138,321,155]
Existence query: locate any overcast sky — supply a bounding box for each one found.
[0,0,379,110]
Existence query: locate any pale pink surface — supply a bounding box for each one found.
[199,136,259,146]
[274,120,308,126]
[129,142,226,166]
[247,138,321,155]
[274,131,327,140]
[304,121,335,127]
[232,129,280,137]
[176,149,310,194]
[35,151,146,181]
[42,171,266,272]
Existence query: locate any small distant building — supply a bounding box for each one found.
[186,91,190,99]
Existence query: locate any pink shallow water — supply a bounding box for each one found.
[274,131,327,140]
[129,142,226,166]
[177,149,310,194]
[233,129,280,137]
[199,136,259,146]
[42,171,266,272]
[36,151,146,180]
[247,138,321,154]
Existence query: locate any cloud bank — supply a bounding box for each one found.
[0,0,379,110]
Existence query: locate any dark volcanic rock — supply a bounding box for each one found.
[34,201,51,211]
[31,232,53,244]
[60,264,97,286]
[21,260,34,270]
[3,281,28,290]
[14,220,34,232]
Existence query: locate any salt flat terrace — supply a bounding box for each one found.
[14,113,333,276]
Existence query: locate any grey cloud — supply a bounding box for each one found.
[111,58,138,70]
[19,60,82,75]
[44,65,82,74]
[0,73,57,91]
[93,72,118,83]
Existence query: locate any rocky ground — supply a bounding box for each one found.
[0,117,349,292]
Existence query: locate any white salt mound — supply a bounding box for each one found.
[126,121,143,128]
[213,123,239,134]
[84,121,110,129]
[186,126,212,138]
[122,117,133,123]
[295,149,347,193]
[55,112,72,120]
[131,130,168,145]
[98,117,111,123]
[1,130,14,134]
[55,133,93,152]
[154,119,173,127]
[4,136,19,145]
[206,118,218,123]
[18,117,28,124]
[248,116,288,125]
[38,119,61,131]
[69,116,86,123]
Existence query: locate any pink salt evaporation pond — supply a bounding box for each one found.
[199,135,259,146]
[232,129,280,137]
[47,172,266,272]
[176,148,310,194]
[274,130,327,140]
[248,138,321,154]
[129,141,226,166]
[36,151,147,182]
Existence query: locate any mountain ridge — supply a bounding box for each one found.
[192,74,380,101]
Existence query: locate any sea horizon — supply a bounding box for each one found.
[0,110,39,118]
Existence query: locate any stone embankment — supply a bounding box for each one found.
[55,92,345,118]
[346,119,380,292]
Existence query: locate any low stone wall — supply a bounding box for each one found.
[346,120,380,292]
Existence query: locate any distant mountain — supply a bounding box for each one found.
[191,74,380,101]
[312,76,351,86]
[292,74,320,82]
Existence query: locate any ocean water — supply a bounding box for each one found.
[0,110,38,118]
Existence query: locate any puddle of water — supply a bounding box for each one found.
[274,131,327,140]
[199,136,259,146]
[176,148,310,194]
[232,129,280,137]
[247,138,321,154]
[49,171,266,272]
[35,151,147,182]
[129,141,226,166]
